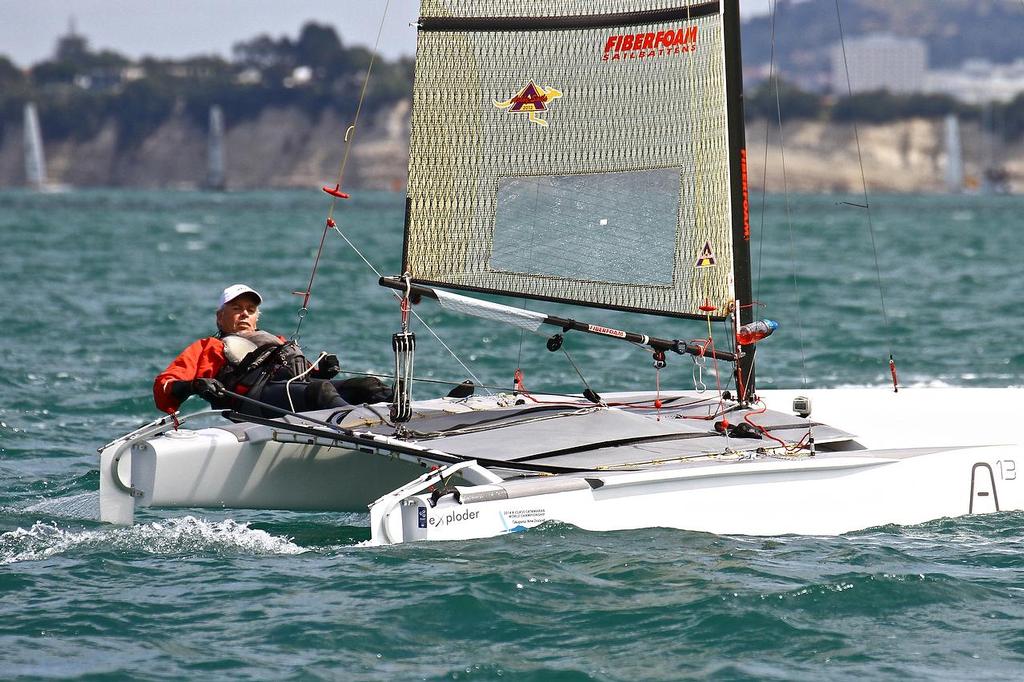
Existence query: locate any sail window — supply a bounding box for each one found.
[491,169,681,286]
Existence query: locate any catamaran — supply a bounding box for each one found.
[99,0,1023,543]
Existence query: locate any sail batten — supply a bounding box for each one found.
[418,3,721,31]
[404,0,735,321]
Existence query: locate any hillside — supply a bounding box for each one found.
[2,103,1020,194]
[0,101,410,191]
[741,0,1024,86]
[1,6,1022,193]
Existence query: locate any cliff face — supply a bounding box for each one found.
[747,118,1023,194]
[0,103,1019,193]
[0,100,412,191]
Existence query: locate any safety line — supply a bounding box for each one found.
[293,0,393,340]
[767,0,810,389]
[330,225,489,394]
[833,0,895,364]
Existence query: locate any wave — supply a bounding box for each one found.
[22,491,100,520]
[0,515,304,565]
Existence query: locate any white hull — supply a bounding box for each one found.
[370,444,1021,544]
[100,389,1024,542]
[99,411,428,525]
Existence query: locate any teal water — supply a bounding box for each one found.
[1,189,1023,680]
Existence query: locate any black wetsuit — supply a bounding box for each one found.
[250,377,393,416]
[212,333,392,417]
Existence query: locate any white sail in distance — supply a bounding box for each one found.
[23,103,48,190]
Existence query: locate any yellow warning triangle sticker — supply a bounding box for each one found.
[695,240,717,268]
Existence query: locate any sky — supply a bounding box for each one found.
[0,0,775,68]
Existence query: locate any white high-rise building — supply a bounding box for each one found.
[831,34,927,94]
[925,58,1024,104]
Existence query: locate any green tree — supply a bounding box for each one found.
[55,32,89,64]
[296,23,343,70]
[30,60,78,86]
[0,56,26,88]
[745,78,823,120]
[0,56,29,137]
[115,79,174,148]
[1000,93,1024,140]
[831,90,901,122]
[831,90,968,123]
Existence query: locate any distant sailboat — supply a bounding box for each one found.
[980,103,1011,195]
[943,114,964,194]
[23,103,48,190]
[206,105,226,190]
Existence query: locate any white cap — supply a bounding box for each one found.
[218,284,262,309]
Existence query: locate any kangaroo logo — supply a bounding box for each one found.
[494,81,562,127]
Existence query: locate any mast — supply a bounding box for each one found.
[722,0,755,401]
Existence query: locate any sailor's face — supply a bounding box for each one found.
[216,294,261,334]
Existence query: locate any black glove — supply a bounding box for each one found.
[314,353,341,379]
[169,380,195,402]
[191,377,226,400]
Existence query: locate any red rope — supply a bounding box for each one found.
[743,401,789,449]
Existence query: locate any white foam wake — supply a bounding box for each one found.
[23,492,100,520]
[1,515,305,564]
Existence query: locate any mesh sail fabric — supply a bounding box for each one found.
[406,1,735,319]
[434,289,548,333]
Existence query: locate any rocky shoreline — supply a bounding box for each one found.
[0,101,1019,194]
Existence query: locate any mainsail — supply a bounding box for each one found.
[403,0,750,321]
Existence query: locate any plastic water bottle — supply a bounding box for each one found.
[736,319,778,345]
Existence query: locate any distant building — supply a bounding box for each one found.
[55,18,89,64]
[830,34,927,94]
[236,68,263,85]
[283,66,313,88]
[925,58,1024,104]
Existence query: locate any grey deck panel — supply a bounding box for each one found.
[527,438,763,470]
[259,392,856,470]
[414,405,853,466]
[370,404,594,437]
[530,419,857,469]
[416,407,712,461]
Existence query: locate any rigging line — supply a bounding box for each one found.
[834,0,894,354]
[754,0,779,306]
[403,408,599,440]
[329,224,490,394]
[292,0,392,340]
[334,369,617,401]
[516,326,526,373]
[284,351,328,413]
[768,1,810,389]
[683,0,712,320]
[560,347,596,395]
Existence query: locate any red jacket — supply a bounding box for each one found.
[153,337,228,413]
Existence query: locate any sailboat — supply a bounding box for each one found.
[99,0,1023,542]
[205,105,227,191]
[23,103,49,190]
[944,114,965,194]
[23,102,68,192]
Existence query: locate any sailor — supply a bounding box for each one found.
[153,284,391,416]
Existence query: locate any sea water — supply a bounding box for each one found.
[1,189,1022,680]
